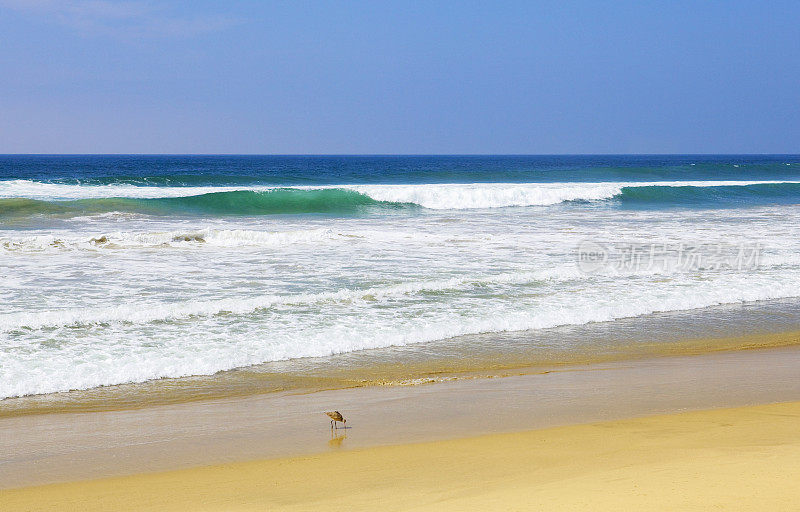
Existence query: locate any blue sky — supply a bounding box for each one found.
[0,1,798,154]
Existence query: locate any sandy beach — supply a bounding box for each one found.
[3,400,800,511]
[2,344,800,510]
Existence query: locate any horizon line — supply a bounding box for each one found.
[2,153,800,157]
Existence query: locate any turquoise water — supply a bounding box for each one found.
[4,181,800,218]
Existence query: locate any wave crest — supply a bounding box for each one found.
[1,180,799,217]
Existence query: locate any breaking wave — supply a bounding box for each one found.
[2,180,800,218]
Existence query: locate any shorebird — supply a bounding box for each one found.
[325,411,346,429]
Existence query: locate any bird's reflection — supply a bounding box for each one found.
[328,431,347,449]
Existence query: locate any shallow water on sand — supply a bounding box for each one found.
[3,298,800,417]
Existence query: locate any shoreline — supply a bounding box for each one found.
[3,401,800,510]
[4,320,800,419]
[3,343,800,491]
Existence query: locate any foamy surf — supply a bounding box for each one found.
[344,181,800,209]
[0,228,343,252]
[0,269,581,332]
[3,270,800,399]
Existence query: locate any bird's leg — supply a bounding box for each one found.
[330,420,333,429]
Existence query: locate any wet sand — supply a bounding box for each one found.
[2,345,800,491]
[4,317,799,419]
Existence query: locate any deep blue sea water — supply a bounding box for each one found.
[2,154,799,184]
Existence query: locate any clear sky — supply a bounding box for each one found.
[0,1,798,154]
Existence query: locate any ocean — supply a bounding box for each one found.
[2,154,800,411]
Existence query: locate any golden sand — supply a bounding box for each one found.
[3,401,799,511]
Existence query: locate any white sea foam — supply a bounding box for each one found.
[3,270,800,398]
[0,180,263,200]
[0,269,579,332]
[341,181,800,209]
[0,228,342,252]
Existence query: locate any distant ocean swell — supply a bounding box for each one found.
[1,180,800,217]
